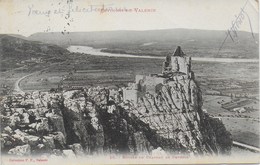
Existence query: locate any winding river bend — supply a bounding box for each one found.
[67,45,259,63]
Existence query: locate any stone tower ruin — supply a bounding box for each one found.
[162,46,193,78]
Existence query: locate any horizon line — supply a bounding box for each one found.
[2,27,259,37]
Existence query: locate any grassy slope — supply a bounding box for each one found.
[0,34,69,71]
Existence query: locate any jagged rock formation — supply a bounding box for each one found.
[0,47,232,157]
[0,87,232,157]
[128,46,232,155]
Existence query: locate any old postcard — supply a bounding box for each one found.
[0,0,259,164]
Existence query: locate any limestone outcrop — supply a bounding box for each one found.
[0,87,232,157]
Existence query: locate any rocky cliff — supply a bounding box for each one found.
[0,85,232,157]
[132,76,232,155]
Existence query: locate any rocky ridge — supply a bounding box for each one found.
[0,85,232,157]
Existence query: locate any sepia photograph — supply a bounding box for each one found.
[0,0,259,164]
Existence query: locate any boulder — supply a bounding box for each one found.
[36,144,45,150]
[12,129,27,144]
[69,143,84,156]
[9,113,20,127]
[49,132,66,149]
[3,126,13,134]
[63,149,76,158]
[25,135,40,146]
[13,108,25,115]
[24,129,37,135]
[43,136,55,150]
[52,149,63,156]
[36,118,49,133]
[38,107,49,117]
[21,113,30,124]
[8,144,31,156]
[28,123,37,129]
[152,147,166,156]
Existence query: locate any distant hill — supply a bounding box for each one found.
[0,34,69,71]
[5,34,28,40]
[28,29,259,59]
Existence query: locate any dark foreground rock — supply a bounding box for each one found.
[0,87,232,157]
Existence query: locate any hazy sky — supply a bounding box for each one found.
[0,0,258,36]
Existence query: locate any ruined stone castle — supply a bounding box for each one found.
[123,46,194,103]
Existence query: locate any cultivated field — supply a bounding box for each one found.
[18,52,259,94]
[222,117,260,148]
[203,94,259,148]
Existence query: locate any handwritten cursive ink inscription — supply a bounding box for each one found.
[217,0,257,55]
[28,5,52,17]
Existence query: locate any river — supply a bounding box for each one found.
[67,45,259,63]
